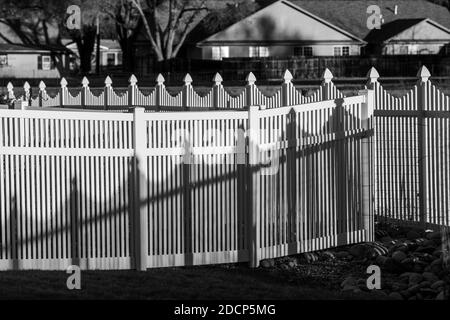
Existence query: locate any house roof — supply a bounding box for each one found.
[364,18,450,43]
[197,0,450,45]
[289,0,450,40]
[0,43,54,53]
[199,0,366,45]
[64,39,122,51]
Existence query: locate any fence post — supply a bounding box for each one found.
[417,66,430,226]
[248,105,261,267]
[81,77,89,109]
[212,73,223,109]
[358,89,375,242]
[321,68,333,101]
[281,70,293,107]
[104,76,112,110]
[155,74,164,111]
[60,78,67,107]
[245,72,257,107]
[182,73,192,110]
[7,82,15,101]
[23,81,30,107]
[38,81,46,107]
[128,74,137,109]
[133,107,148,271]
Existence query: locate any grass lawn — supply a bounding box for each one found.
[0,264,388,300]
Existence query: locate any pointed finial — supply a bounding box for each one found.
[82,77,89,87]
[60,77,68,88]
[246,72,256,85]
[129,74,138,86]
[39,81,46,91]
[183,73,193,85]
[417,65,431,82]
[283,70,293,83]
[105,76,113,87]
[23,81,30,91]
[322,68,333,83]
[156,73,165,85]
[213,72,223,85]
[367,67,379,83]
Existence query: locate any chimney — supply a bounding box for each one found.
[394,5,398,15]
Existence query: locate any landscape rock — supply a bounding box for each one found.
[435,291,446,300]
[422,272,439,283]
[341,276,358,288]
[408,273,423,286]
[375,255,389,265]
[431,280,446,290]
[389,292,403,300]
[349,244,369,258]
[260,259,275,268]
[392,251,407,263]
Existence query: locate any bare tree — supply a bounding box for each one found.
[101,0,141,71]
[129,0,208,61]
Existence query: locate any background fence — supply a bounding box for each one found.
[0,90,374,270]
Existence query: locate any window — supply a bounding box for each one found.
[294,46,313,56]
[212,46,229,60]
[342,46,349,56]
[249,46,269,58]
[38,55,53,70]
[333,46,350,56]
[399,45,409,54]
[107,53,116,66]
[0,55,7,66]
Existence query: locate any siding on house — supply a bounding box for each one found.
[0,53,61,78]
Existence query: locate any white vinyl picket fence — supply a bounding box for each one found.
[0,89,374,270]
[6,69,343,111]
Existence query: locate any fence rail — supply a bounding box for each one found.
[0,90,374,270]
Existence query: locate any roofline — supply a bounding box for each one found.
[198,0,367,45]
[382,18,450,43]
[197,40,364,47]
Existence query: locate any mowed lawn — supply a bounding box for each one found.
[0,264,386,300]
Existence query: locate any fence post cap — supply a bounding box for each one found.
[82,77,89,87]
[156,73,165,85]
[417,65,431,82]
[183,73,193,85]
[213,72,223,85]
[105,76,113,87]
[39,81,46,91]
[322,68,333,83]
[7,82,13,91]
[23,81,30,91]
[60,77,68,88]
[129,74,138,85]
[246,72,256,85]
[366,67,379,82]
[283,70,293,83]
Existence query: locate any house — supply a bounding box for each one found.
[196,0,450,59]
[0,43,70,78]
[64,39,123,72]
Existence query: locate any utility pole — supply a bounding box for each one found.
[96,14,101,74]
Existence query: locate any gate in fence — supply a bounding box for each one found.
[0,89,374,270]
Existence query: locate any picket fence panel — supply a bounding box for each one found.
[0,91,374,270]
[367,66,450,227]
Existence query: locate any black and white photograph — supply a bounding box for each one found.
[0,0,449,315]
